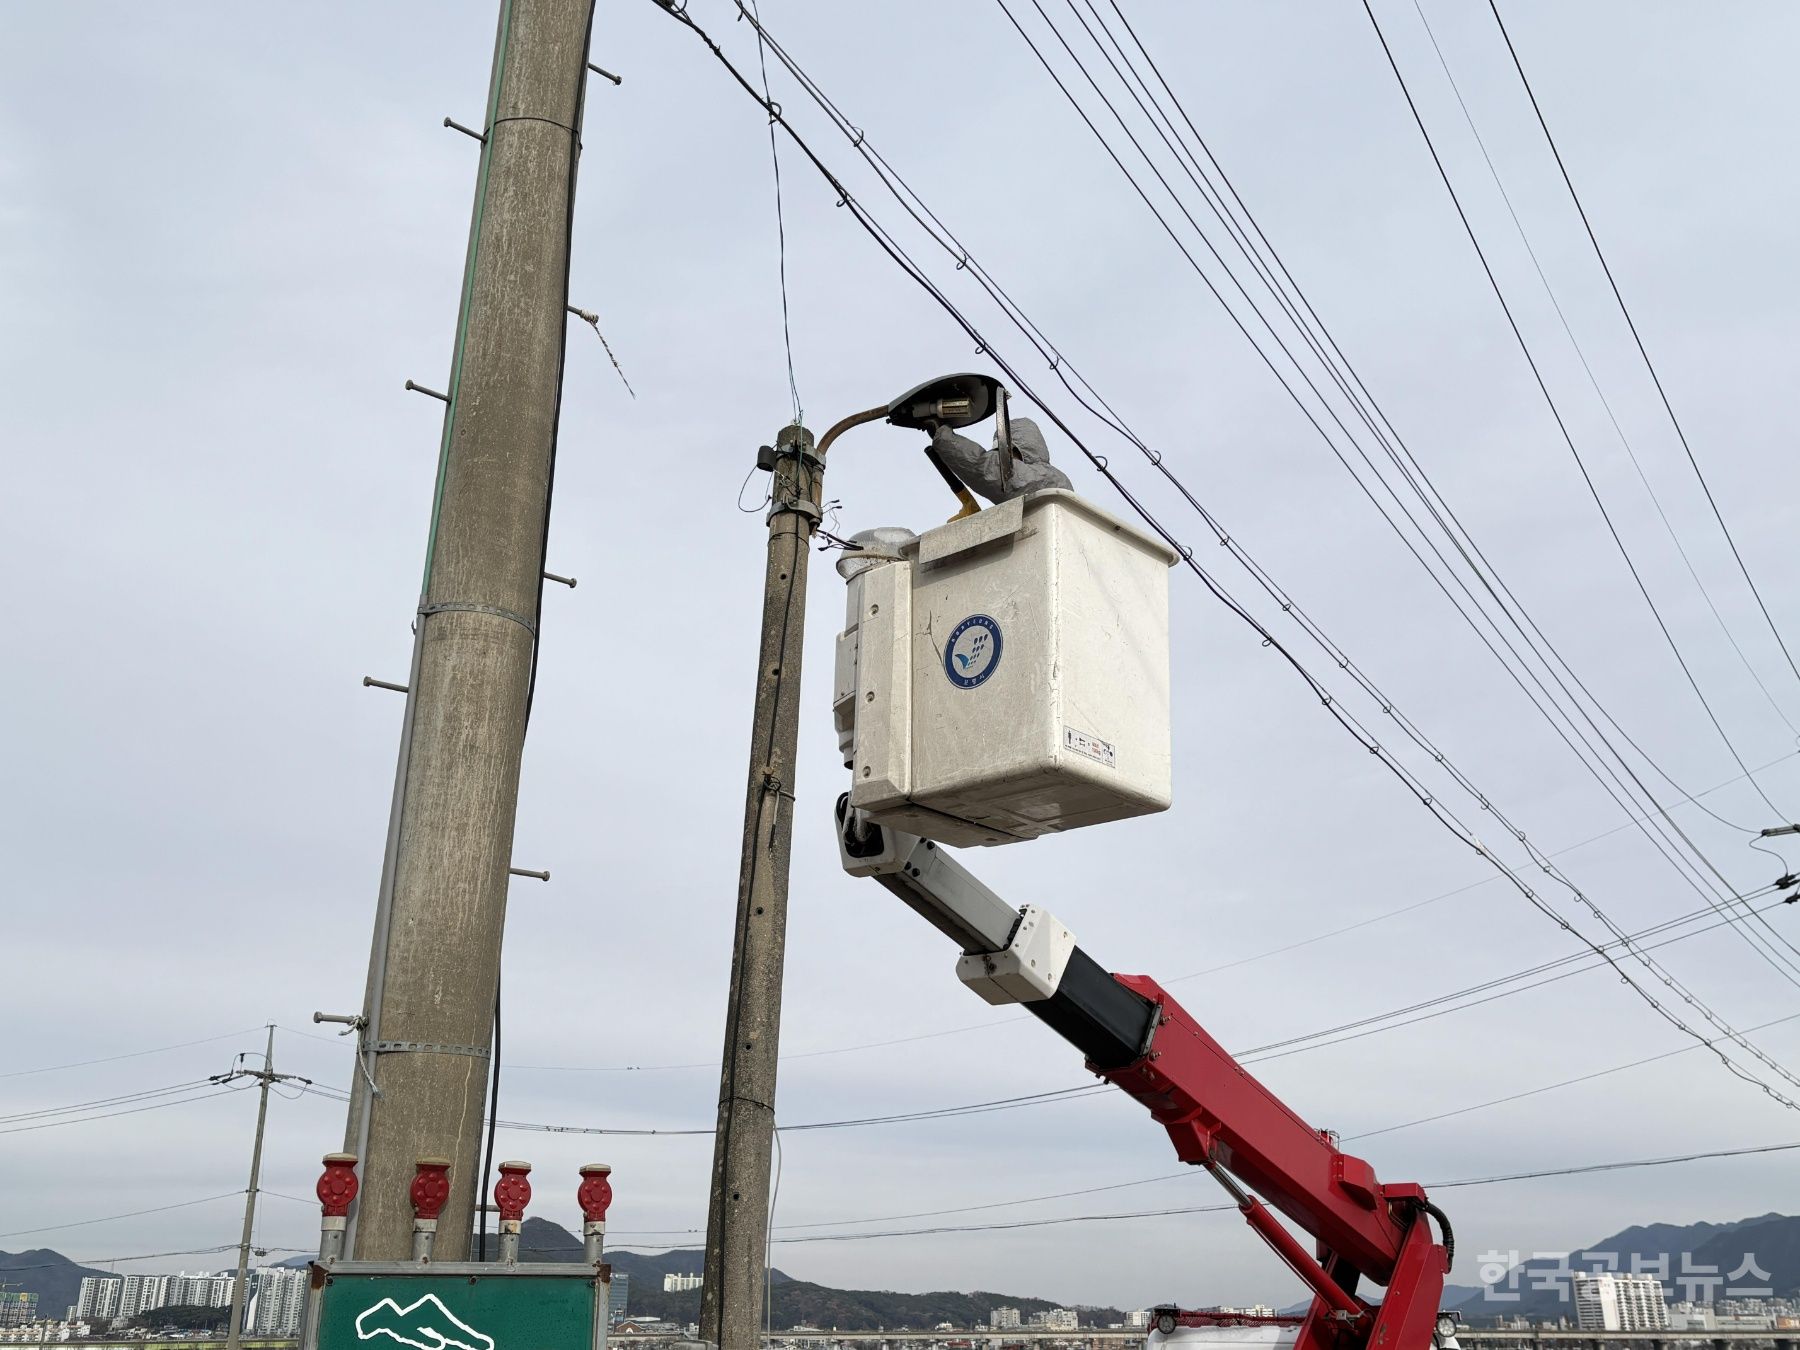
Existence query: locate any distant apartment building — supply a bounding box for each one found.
[0,1295,37,1329]
[121,1275,173,1321]
[164,1273,236,1311]
[608,1273,631,1323]
[1572,1273,1669,1332]
[1126,1311,1151,1330]
[250,1269,308,1336]
[74,1279,122,1323]
[662,1273,703,1293]
[75,1272,235,1325]
[990,1307,1022,1330]
[1038,1308,1079,1332]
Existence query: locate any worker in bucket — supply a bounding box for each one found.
[928,414,1072,504]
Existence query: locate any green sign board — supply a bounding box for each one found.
[305,1264,606,1350]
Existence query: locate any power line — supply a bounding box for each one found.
[1396,0,1800,979]
[1358,0,1792,825]
[545,1135,1800,1251]
[0,1246,245,1273]
[799,1138,1800,1241]
[1014,0,1762,867]
[69,1012,1800,1261]
[0,1085,250,1136]
[744,0,802,426]
[0,1079,221,1126]
[1081,0,1778,860]
[1428,1138,1800,1189]
[297,887,1796,1142]
[1404,0,1799,746]
[395,751,1797,1078]
[0,1029,264,1081]
[1486,0,1800,701]
[0,1193,244,1241]
[484,1084,1111,1140]
[992,0,1800,1007]
[1004,0,1800,1014]
[1345,1008,1800,1142]
[1239,887,1791,1063]
[684,0,1800,1105]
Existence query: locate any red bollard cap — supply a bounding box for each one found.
[494,1160,533,1223]
[411,1158,451,1222]
[578,1164,613,1223]
[318,1154,360,1218]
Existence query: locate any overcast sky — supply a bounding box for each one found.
[6,0,1800,1318]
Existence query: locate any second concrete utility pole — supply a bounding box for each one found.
[699,425,821,1350]
[342,0,598,1261]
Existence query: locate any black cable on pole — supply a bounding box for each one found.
[1358,0,1790,825]
[1487,0,1800,699]
[478,976,500,1261]
[743,0,803,425]
[653,0,1800,1108]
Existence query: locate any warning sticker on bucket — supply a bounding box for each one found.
[1063,726,1117,768]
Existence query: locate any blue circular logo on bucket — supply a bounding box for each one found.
[945,614,1003,689]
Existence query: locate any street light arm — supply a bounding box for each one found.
[815,405,982,521]
[815,405,887,458]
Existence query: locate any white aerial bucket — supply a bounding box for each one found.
[834,489,1176,847]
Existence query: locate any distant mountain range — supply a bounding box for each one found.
[1453,1214,1800,1323]
[0,1248,111,1322]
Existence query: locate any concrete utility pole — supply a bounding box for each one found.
[699,425,823,1350]
[343,0,597,1261]
[224,1026,304,1350]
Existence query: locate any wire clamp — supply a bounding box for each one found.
[768,495,822,525]
[374,1040,490,1060]
[418,600,538,637]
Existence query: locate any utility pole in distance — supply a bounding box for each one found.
[700,425,821,1350]
[342,0,597,1262]
[220,1026,306,1350]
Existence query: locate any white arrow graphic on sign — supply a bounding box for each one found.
[355,1294,496,1350]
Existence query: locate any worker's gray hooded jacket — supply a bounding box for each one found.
[930,416,1073,504]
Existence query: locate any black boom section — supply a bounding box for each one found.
[1026,947,1159,1071]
